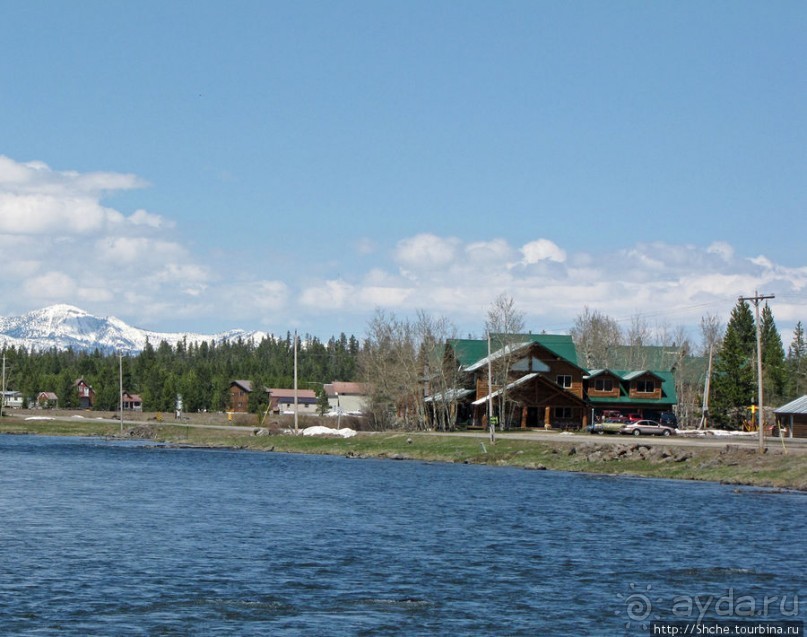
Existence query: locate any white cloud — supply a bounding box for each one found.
[22,271,77,301]
[0,155,147,235]
[465,239,515,264]
[520,239,566,264]
[289,234,807,339]
[708,241,734,261]
[129,209,170,228]
[0,155,218,326]
[360,287,413,307]
[95,237,185,264]
[300,280,355,309]
[1,155,804,341]
[394,233,460,270]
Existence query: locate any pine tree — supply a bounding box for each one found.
[787,322,807,398]
[316,387,330,416]
[711,300,756,428]
[760,304,787,403]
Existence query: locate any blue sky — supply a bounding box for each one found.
[1,1,805,343]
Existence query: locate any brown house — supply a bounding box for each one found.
[75,378,95,409]
[228,380,253,413]
[227,381,318,415]
[431,335,677,431]
[266,388,318,414]
[459,336,589,429]
[122,391,143,411]
[37,392,59,408]
[584,369,676,420]
[775,396,807,438]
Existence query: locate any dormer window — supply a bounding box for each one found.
[594,378,613,391]
[636,380,655,393]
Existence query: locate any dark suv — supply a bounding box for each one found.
[658,412,678,428]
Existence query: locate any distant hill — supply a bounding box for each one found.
[0,305,270,354]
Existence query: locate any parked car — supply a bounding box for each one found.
[588,421,625,435]
[624,413,643,423]
[619,420,676,437]
[658,412,678,428]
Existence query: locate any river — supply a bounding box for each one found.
[0,435,803,635]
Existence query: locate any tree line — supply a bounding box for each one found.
[1,332,359,413]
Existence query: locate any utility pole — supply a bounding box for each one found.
[487,332,495,444]
[119,352,124,434]
[1,355,5,419]
[738,291,775,452]
[293,330,299,434]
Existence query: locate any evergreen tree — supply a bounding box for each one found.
[787,322,807,398]
[316,387,330,416]
[711,300,756,428]
[247,377,268,414]
[760,304,787,403]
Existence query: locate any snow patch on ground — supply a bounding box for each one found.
[302,426,357,438]
[677,429,758,437]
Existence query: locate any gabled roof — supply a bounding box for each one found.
[620,370,665,382]
[587,369,622,378]
[449,333,579,370]
[424,388,474,403]
[464,341,535,372]
[230,379,253,392]
[587,370,678,405]
[324,381,368,397]
[775,395,807,415]
[472,373,538,405]
[267,388,317,400]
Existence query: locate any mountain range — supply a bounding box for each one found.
[0,305,270,354]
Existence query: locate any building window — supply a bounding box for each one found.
[554,406,572,419]
[636,380,655,393]
[594,378,613,391]
[556,375,572,388]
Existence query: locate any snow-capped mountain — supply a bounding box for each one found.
[0,305,270,353]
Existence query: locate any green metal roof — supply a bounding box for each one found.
[448,333,579,369]
[588,370,678,406]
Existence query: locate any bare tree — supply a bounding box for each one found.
[697,313,724,429]
[484,293,525,432]
[626,314,651,369]
[415,311,463,431]
[570,307,622,369]
[359,309,458,431]
[655,323,695,427]
[699,313,724,356]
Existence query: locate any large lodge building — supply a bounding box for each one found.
[427,334,677,430]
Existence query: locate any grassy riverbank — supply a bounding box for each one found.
[2,416,805,491]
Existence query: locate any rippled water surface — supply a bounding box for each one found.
[0,435,804,635]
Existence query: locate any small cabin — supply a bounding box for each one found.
[75,378,95,409]
[1,390,24,409]
[37,392,59,409]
